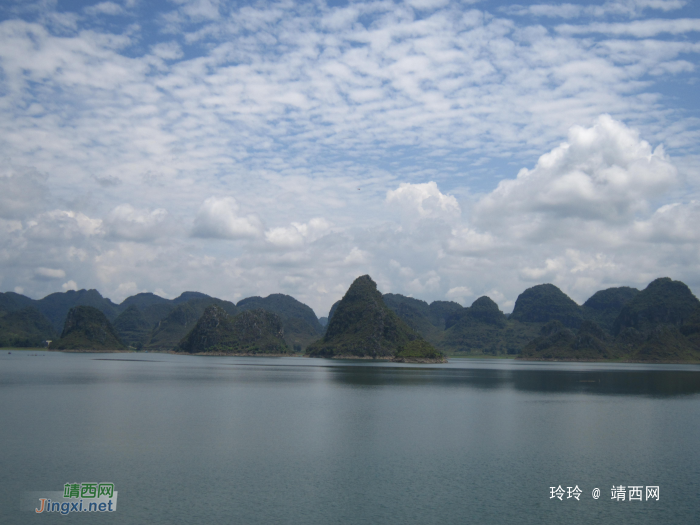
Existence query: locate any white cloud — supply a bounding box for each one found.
[265,218,332,248]
[0,167,49,220]
[557,18,700,37]
[62,280,78,291]
[520,258,565,281]
[191,197,263,239]
[406,0,451,11]
[26,211,103,240]
[508,0,687,19]
[0,3,699,315]
[447,227,499,255]
[84,2,125,16]
[386,181,460,220]
[34,267,66,280]
[476,115,677,226]
[104,204,168,242]
[632,200,700,243]
[113,281,140,301]
[446,285,473,302]
[343,247,370,266]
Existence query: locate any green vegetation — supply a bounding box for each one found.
[613,278,700,335]
[383,293,443,343]
[521,279,700,361]
[428,301,464,330]
[521,320,613,360]
[37,289,120,332]
[144,298,238,351]
[442,317,541,356]
[510,284,583,328]
[2,275,698,362]
[0,307,55,347]
[176,305,290,354]
[237,293,323,350]
[582,286,639,333]
[393,340,446,362]
[0,291,35,313]
[53,306,126,350]
[385,293,539,356]
[113,305,152,348]
[307,275,422,358]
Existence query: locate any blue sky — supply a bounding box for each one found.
[1,0,699,315]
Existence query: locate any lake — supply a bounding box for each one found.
[1,351,699,524]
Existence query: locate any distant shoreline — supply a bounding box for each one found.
[4,348,699,364]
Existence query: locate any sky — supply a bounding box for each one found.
[0,0,699,317]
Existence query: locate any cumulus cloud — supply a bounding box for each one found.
[62,280,78,291]
[476,115,677,226]
[632,200,700,243]
[25,210,103,240]
[446,286,473,303]
[447,227,499,255]
[191,197,263,239]
[104,204,168,242]
[386,181,460,221]
[343,247,370,266]
[265,218,332,248]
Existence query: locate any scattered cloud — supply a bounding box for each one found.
[104,204,168,242]
[34,267,66,280]
[446,285,473,303]
[0,166,49,220]
[84,2,125,17]
[0,1,699,315]
[191,197,263,240]
[62,280,78,291]
[265,218,332,248]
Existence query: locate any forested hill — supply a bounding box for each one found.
[2,276,699,362]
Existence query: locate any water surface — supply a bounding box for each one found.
[1,352,698,524]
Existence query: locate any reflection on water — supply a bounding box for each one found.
[299,360,700,397]
[1,352,699,525]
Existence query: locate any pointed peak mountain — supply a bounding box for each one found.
[307,275,433,359]
[345,274,381,300]
[53,306,125,351]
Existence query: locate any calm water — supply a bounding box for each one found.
[1,352,699,524]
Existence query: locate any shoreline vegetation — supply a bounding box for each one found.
[6,348,698,365]
[2,275,699,364]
